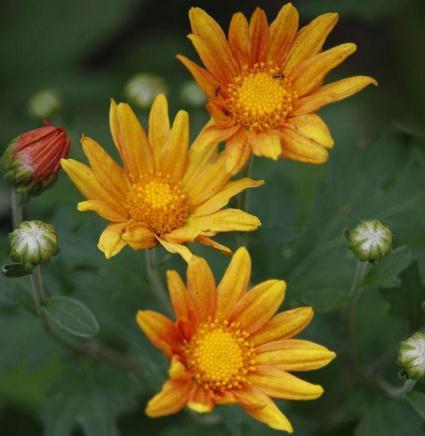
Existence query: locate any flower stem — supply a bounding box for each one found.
[11,190,24,228]
[10,189,144,377]
[375,376,417,398]
[145,249,171,314]
[236,154,254,212]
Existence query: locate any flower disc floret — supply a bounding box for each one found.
[184,320,256,392]
[126,173,190,236]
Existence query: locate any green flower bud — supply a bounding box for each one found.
[398,332,425,379]
[9,221,59,268]
[124,73,167,109]
[345,219,392,262]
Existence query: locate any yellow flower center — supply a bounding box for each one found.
[185,320,256,392]
[227,63,297,132]
[126,173,190,235]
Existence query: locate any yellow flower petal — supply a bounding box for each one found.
[280,126,329,164]
[228,12,250,66]
[145,380,190,418]
[223,129,251,175]
[81,135,129,200]
[249,130,281,160]
[287,114,334,149]
[121,224,156,250]
[166,270,190,321]
[77,200,127,222]
[168,356,188,380]
[283,12,339,74]
[187,387,215,413]
[235,387,293,433]
[149,94,170,169]
[249,7,269,64]
[177,55,219,98]
[188,209,261,232]
[97,223,127,259]
[164,226,201,244]
[192,178,264,217]
[110,100,154,178]
[256,339,336,371]
[185,154,230,206]
[189,7,238,77]
[160,110,189,181]
[250,307,314,346]
[183,122,239,187]
[294,75,378,115]
[293,43,357,97]
[249,366,324,400]
[136,310,179,357]
[61,159,121,208]
[267,3,299,66]
[196,236,232,256]
[156,237,193,263]
[216,247,251,321]
[187,256,216,324]
[230,279,286,334]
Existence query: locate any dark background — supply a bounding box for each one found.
[1,0,425,435]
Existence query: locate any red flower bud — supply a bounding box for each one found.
[1,121,71,194]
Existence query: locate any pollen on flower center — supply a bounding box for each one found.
[227,63,297,132]
[184,320,256,392]
[126,173,190,235]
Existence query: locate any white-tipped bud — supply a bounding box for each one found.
[9,220,59,268]
[398,332,425,379]
[124,73,167,109]
[345,219,392,262]
[180,80,206,107]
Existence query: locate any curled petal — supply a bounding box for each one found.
[121,224,156,250]
[145,380,191,418]
[249,130,281,160]
[98,223,127,259]
[235,386,293,433]
[196,236,232,256]
[156,237,193,263]
[187,386,215,413]
[287,114,334,149]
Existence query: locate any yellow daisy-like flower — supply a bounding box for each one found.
[178,4,377,172]
[137,247,336,432]
[61,95,263,261]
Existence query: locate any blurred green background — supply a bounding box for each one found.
[1,0,425,435]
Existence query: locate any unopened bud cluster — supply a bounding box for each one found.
[10,221,59,269]
[346,219,392,262]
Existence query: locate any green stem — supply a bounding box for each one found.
[375,376,417,398]
[11,190,24,227]
[10,189,144,378]
[236,154,254,213]
[145,249,171,313]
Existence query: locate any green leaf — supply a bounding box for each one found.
[380,262,425,330]
[355,399,423,436]
[44,296,99,338]
[406,390,425,420]
[1,262,33,278]
[362,247,412,288]
[300,288,351,313]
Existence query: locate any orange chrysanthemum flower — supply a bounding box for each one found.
[178,4,377,172]
[61,95,263,261]
[137,248,336,432]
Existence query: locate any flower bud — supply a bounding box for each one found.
[398,332,425,379]
[345,219,392,262]
[124,73,167,109]
[1,121,71,194]
[9,221,59,268]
